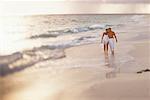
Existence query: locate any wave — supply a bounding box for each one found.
[37,35,97,51]
[130,15,145,22]
[30,24,114,39]
[0,47,65,76]
[0,35,98,76]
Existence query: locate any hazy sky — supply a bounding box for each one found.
[0,0,150,16]
[1,0,149,3]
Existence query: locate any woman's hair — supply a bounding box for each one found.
[108,28,111,30]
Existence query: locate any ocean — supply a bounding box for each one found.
[0,14,149,76]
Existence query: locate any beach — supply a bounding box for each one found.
[1,36,150,100]
[0,15,150,100]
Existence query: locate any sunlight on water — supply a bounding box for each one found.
[0,16,26,54]
[0,16,41,55]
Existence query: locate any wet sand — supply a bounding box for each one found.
[1,69,150,100]
[1,37,150,100]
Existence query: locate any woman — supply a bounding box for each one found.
[101,29,109,53]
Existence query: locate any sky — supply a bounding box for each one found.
[0,0,149,3]
[0,0,150,16]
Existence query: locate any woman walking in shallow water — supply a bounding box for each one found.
[101,29,109,53]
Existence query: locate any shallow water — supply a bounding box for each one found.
[0,15,148,55]
[0,14,149,76]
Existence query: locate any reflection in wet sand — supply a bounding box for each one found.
[104,53,119,78]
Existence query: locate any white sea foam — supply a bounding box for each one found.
[30,23,114,39]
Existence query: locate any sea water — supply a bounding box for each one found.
[0,15,149,76]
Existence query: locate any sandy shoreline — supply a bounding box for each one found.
[1,14,150,100]
[1,68,150,100]
[1,37,150,100]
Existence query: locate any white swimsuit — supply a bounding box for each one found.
[103,34,109,45]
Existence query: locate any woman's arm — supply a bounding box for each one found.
[101,33,104,43]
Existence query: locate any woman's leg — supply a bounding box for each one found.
[104,44,108,53]
[104,44,106,52]
[106,43,109,52]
